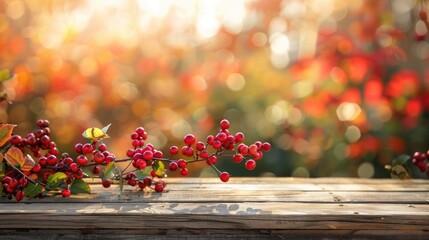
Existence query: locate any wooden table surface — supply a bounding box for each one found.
[0,177,428,239]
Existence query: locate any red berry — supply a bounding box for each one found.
[143,150,153,161]
[9,135,22,145]
[105,154,115,163]
[131,132,139,140]
[181,146,194,157]
[199,150,209,159]
[39,157,47,167]
[135,127,145,136]
[102,179,112,188]
[46,155,57,166]
[49,147,59,156]
[177,159,187,168]
[262,142,271,152]
[220,119,230,129]
[69,163,79,172]
[132,139,141,148]
[215,132,227,142]
[82,143,94,155]
[196,141,205,151]
[36,119,45,128]
[219,172,230,182]
[212,140,222,149]
[75,143,83,154]
[249,144,258,155]
[92,165,101,174]
[93,151,105,164]
[138,181,146,189]
[126,149,135,157]
[76,155,88,166]
[15,191,25,201]
[206,156,217,165]
[143,177,152,186]
[245,159,256,170]
[233,153,243,163]
[61,189,71,197]
[128,179,137,186]
[32,164,42,173]
[136,159,147,169]
[183,134,196,145]
[98,143,107,152]
[207,135,215,145]
[153,150,163,158]
[74,170,84,179]
[238,144,249,155]
[169,146,179,155]
[235,132,244,142]
[180,168,189,176]
[63,157,74,165]
[40,135,50,145]
[169,161,179,171]
[154,182,164,192]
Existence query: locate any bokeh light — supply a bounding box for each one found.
[1,0,429,178]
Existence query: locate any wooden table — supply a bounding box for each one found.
[0,178,428,239]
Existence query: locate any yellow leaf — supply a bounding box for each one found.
[0,124,16,147]
[0,69,15,82]
[0,153,3,163]
[5,146,25,167]
[21,154,35,172]
[82,125,110,140]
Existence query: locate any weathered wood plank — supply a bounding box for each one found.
[1,202,428,216]
[0,229,428,240]
[2,187,426,204]
[0,178,428,239]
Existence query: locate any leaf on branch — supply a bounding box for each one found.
[21,154,35,172]
[5,146,24,167]
[0,162,4,178]
[135,170,146,180]
[81,166,94,179]
[0,123,16,147]
[24,183,43,198]
[102,161,116,180]
[0,69,16,82]
[152,160,165,177]
[69,179,91,194]
[392,154,410,165]
[82,124,111,140]
[47,172,68,189]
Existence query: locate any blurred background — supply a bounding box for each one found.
[1,0,429,178]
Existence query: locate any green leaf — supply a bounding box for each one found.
[392,154,410,165]
[0,69,15,82]
[135,170,146,180]
[0,162,5,178]
[47,172,68,189]
[101,123,111,134]
[390,165,410,180]
[102,162,116,180]
[69,179,91,194]
[24,183,43,198]
[152,160,165,177]
[0,182,3,196]
[81,166,94,179]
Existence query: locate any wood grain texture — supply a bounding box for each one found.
[0,177,428,239]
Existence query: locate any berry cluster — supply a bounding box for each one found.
[9,120,58,158]
[0,119,271,201]
[411,151,429,176]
